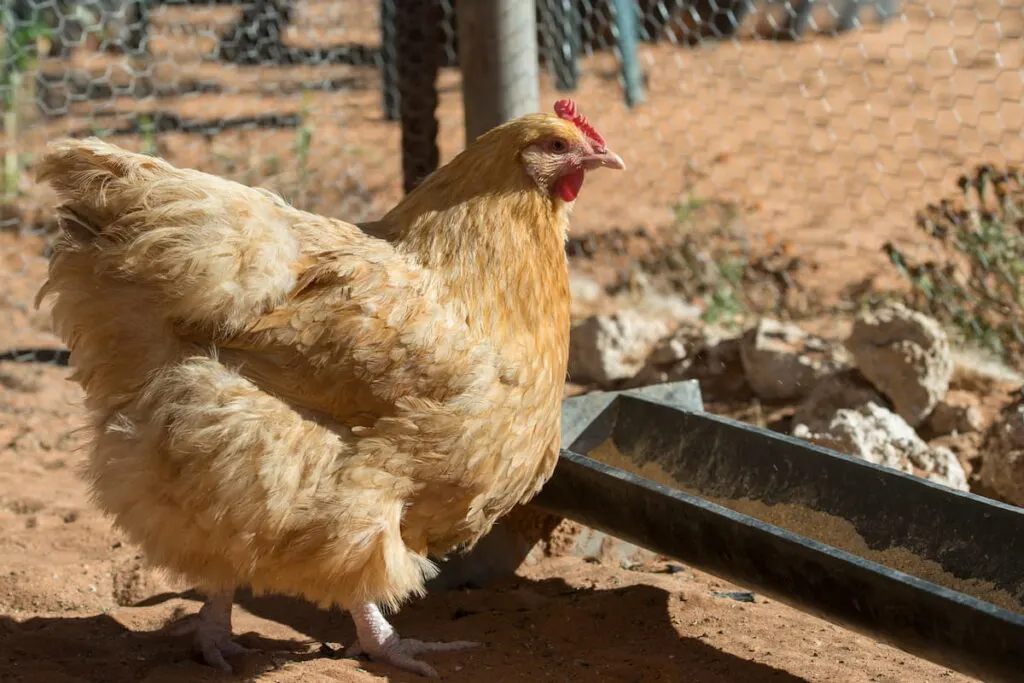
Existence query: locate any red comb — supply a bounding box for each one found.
[553,99,606,149]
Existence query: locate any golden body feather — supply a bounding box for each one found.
[35,105,624,674]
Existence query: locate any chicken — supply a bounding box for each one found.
[34,99,625,677]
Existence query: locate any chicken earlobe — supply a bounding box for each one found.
[171,589,253,673]
[345,602,478,678]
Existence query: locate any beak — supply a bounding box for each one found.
[582,148,626,171]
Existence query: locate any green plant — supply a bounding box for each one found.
[1,8,50,81]
[701,254,748,326]
[291,91,314,207]
[672,194,706,224]
[138,114,158,155]
[1,6,51,203]
[647,197,751,328]
[885,164,1024,363]
[263,153,281,177]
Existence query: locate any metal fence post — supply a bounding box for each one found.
[784,0,816,39]
[611,0,645,107]
[457,0,540,144]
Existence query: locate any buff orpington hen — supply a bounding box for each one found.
[34,99,624,677]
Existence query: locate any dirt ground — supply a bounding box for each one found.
[0,359,976,683]
[2,0,1021,681]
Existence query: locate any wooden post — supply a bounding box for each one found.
[457,0,540,144]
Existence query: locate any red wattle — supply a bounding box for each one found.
[556,169,585,202]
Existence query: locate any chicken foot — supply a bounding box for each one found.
[345,602,478,678]
[173,589,254,673]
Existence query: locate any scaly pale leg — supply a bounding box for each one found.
[176,589,255,673]
[344,602,478,678]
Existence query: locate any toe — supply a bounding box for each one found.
[197,641,235,673]
[402,639,480,655]
[194,634,253,673]
[343,641,364,659]
[385,651,438,678]
[220,640,255,657]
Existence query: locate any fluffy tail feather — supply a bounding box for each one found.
[36,137,303,334]
[35,138,306,414]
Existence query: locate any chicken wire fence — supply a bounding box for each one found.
[1,0,1023,365]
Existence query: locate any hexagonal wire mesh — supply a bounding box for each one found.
[1,0,1022,366]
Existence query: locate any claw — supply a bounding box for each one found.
[178,589,254,673]
[196,630,254,673]
[347,602,479,677]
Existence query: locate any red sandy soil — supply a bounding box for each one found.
[0,358,977,683]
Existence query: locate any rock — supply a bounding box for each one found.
[569,310,674,386]
[523,517,656,569]
[627,321,739,388]
[792,369,888,434]
[793,402,968,491]
[569,303,700,386]
[648,333,691,366]
[977,401,1024,505]
[713,591,757,603]
[636,293,703,324]
[739,318,849,401]
[951,348,1024,391]
[569,274,604,304]
[627,320,706,386]
[915,446,970,491]
[692,335,743,380]
[926,390,985,436]
[845,303,953,427]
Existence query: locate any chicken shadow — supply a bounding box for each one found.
[0,610,314,682]
[1,574,813,682]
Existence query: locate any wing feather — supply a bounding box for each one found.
[216,232,505,424]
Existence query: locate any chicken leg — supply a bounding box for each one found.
[180,589,254,673]
[345,602,478,678]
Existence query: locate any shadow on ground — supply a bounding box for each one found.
[0,576,810,683]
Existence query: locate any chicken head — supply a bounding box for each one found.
[521,99,626,203]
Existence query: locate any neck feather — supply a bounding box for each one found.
[376,163,571,359]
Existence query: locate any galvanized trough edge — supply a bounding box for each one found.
[534,396,1024,683]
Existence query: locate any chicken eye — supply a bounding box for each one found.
[550,139,568,153]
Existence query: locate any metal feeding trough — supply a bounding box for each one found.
[517,381,1024,683]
